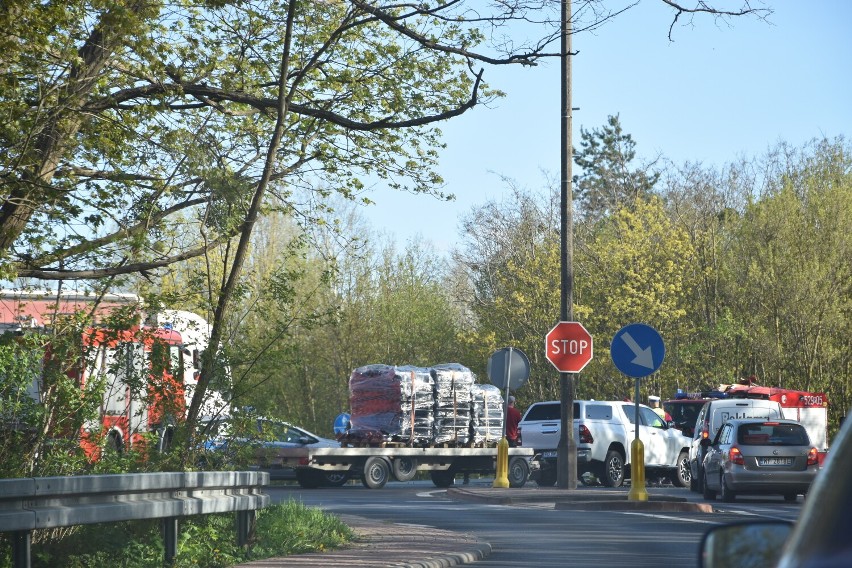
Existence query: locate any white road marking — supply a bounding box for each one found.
[416,490,447,498]
[621,512,722,524]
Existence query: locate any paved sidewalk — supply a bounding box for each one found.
[233,485,711,567]
[232,512,491,568]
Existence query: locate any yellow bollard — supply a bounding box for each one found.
[492,437,510,488]
[627,437,648,501]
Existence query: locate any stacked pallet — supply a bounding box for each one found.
[345,362,504,447]
[470,383,505,445]
[346,364,402,445]
[396,365,435,444]
[432,363,476,444]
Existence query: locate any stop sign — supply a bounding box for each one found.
[545,321,593,372]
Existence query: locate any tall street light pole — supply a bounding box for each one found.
[556,0,578,489]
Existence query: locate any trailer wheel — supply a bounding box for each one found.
[392,457,418,482]
[361,457,391,489]
[508,456,530,488]
[430,469,455,488]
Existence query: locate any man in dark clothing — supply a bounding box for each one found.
[506,395,522,447]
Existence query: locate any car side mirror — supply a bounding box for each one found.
[700,520,792,567]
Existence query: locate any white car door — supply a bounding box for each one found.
[637,406,673,466]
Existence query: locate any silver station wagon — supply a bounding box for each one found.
[701,418,819,502]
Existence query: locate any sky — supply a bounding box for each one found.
[360,1,852,254]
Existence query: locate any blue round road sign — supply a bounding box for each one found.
[611,323,665,378]
[333,413,351,435]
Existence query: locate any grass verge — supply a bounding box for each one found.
[0,500,354,568]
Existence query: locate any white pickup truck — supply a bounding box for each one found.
[519,399,692,487]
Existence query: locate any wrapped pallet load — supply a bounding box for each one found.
[396,365,436,444]
[431,363,475,445]
[347,363,436,445]
[347,364,400,445]
[470,383,505,445]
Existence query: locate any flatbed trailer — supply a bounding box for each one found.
[276,446,536,489]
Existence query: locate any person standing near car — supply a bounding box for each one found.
[506,395,522,447]
[649,395,672,422]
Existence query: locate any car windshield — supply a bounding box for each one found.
[259,420,307,443]
[737,423,810,446]
[664,402,702,425]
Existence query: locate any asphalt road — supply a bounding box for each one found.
[269,479,803,568]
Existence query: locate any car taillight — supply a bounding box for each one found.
[729,447,744,465]
[579,424,593,444]
[701,419,710,439]
[807,447,818,466]
[518,429,523,447]
[298,457,310,466]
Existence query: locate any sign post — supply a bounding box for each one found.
[545,322,593,490]
[487,347,530,489]
[611,323,665,502]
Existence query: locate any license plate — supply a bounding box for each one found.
[758,457,793,466]
[541,451,557,458]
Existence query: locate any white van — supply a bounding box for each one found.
[688,398,783,493]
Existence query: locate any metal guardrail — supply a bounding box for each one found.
[0,470,270,568]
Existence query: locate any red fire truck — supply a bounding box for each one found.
[1,291,195,460]
[75,324,187,459]
[726,384,830,465]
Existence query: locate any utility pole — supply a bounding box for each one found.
[556,0,578,489]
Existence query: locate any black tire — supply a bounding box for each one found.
[671,451,691,488]
[720,474,736,502]
[702,472,716,500]
[430,469,455,488]
[601,450,625,488]
[783,493,798,502]
[295,468,322,489]
[361,457,391,489]
[508,456,530,488]
[691,462,704,493]
[392,457,418,482]
[536,468,557,487]
[322,471,350,487]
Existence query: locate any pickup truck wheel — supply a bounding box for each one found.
[392,457,418,482]
[430,469,455,488]
[361,457,391,489]
[508,456,530,488]
[601,450,625,487]
[671,451,691,488]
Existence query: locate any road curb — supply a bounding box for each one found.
[447,487,715,513]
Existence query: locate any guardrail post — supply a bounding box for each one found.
[236,510,256,547]
[162,517,178,565]
[12,530,31,568]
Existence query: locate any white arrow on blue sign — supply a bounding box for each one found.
[610,323,665,378]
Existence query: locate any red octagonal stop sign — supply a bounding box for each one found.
[545,321,593,372]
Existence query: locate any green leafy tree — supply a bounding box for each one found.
[576,197,696,399]
[453,183,565,405]
[722,139,852,420]
[573,115,660,222]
